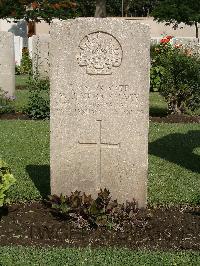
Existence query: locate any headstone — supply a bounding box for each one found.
[28,36,33,59]
[50,18,150,208]
[0,32,15,97]
[173,37,198,45]
[14,36,23,65]
[151,37,161,45]
[32,34,50,78]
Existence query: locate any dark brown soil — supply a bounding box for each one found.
[0,112,30,120]
[1,112,199,123]
[0,202,200,250]
[15,85,27,90]
[150,114,200,123]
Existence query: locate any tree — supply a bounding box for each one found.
[129,0,158,17]
[76,0,95,17]
[77,0,121,17]
[152,0,200,38]
[0,0,77,23]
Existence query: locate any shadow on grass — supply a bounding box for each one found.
[26,165,50,198]
[149,130,200,174]
[149,106,168,117]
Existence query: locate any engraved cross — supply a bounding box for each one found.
[78,120,120,183]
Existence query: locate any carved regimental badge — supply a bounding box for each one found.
[77,31,123,75]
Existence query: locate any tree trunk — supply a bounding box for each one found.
[28,21,36,37]
[124,0,130,17]
[195,22,199,41]
[95,0,106,18]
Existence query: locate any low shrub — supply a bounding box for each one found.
[25,75,50,120]
[151,43,200,114]
[150,43,173,92]
[20,48,32,75]
[0,88,15,115]
[15,65,21,75]
[48,189,138,229]
[0,160,16,208]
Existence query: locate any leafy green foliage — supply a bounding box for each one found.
[152,0,200,38]
[15,65,21,75]
[49,189,137,228]
[150,65,165,92]
[25,75,50,119]
[0,88,15,114]
[75,0,95,16]
[151,43,200,114]
[0,160,16,207]
[128,0,157,17]
[76,0,157,17]
[20,48,32,75]
[0,0,77,23]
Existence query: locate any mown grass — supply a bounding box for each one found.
[0,77,199,262]
[0,247,200,266]
[14,90,29,112]
[0,121,49,201]
[149,123,200,205]
[0,121,199,205]
[15,74,29,88]
[149,92,168,117]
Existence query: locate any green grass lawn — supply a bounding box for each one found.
[149,92,168,117]
[0,120,199,205]
[0,76,199,262]
[15,74,29,88]
[0,247,200,266]
[14,90,29,112]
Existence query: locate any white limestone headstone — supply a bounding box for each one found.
[0,32,15,97]
[14,36,23,65]
[50,18,150,208]
[32,34,50,78]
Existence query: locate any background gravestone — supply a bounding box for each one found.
[50,18,150,208]
[32,34,50,78]
[0,31,15,97]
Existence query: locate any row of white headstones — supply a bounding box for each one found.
[0,32,50,97]
[0,19,198,208]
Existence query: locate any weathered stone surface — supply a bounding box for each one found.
[0,32,15,97]
[32,34,50,77]
[50,18,150,208]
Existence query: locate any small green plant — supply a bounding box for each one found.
[150,65,165,92]
[20,48,32,75]
[0,88,15,115]
[15,64,21,75]
[49,189,138,228]
[25,75,50,120]
[0,160,16,207]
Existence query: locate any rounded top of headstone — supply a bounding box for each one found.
[77,31,123,75]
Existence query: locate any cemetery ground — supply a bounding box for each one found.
[0,77,200,263]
